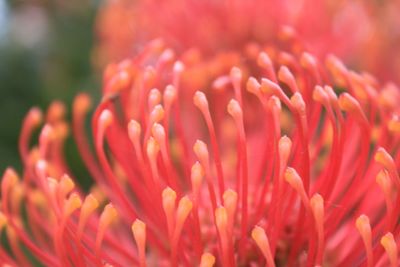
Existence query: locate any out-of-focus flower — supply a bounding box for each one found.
[95,0,400,83]
[1,23,400,265]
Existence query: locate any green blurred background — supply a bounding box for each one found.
[0,0,101,177]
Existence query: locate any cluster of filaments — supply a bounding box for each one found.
[1,38,400,267]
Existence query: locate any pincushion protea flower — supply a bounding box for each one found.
[1,29,400,267]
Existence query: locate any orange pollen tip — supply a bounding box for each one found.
[164,84,177,105]
[310,193,324,223]
[356,214,371,237]
[261,78,280,95]
[81,194,99,219]
[149,105,165,123]
[338,93,360,113]
[380,232,398,265]
[230,66,243,84]
[268,95,281,111]
[257,52,273,69]
[215,206,228,231]
[99,109,113,129]
[40,124,55,141]
[376,169,391,192]
[212,76,230,90]
[143,66,156,87]
[132,219,146,247]
[128,120,141,141]
[159,48,175,64]
[375,147,395,171]
[313,85,329,104]
[279,135,292,159]
[59,174,75,195]
[223,189,238,212]
[323,85,338,102]
[300,52,317,69]
[193,91,209,111]
[2,168,19,188]
[152,123,166,143]
[291,92,306,114]
[0,212,7,231]
[173,61,185,74]
[200,252,216,267]
[278,66,295,88]
[64,193,82,218]
[176,196,193,222]
[284,167,303,191]
[162,187,177,213]
[251,225,275,266]
[47,101,66,123]
[27,107,43,126]
[227,99,243,120]
[148,88,162,110]
[100,203,118,228]
[146,137,159,160]
[246,77,261,95]
[193,140,209,163]
[191,162,204,191]
[388,115,400,134]
[47,177,58,194]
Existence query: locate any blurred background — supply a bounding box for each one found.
[0,0,100,174]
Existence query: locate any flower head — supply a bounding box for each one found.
[2,3,400,267]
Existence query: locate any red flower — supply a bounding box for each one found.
[2,2,400,266]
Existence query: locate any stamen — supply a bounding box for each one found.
[246,77,262,97]
[278,136,292,175]
[78,194,99,238]
[193,91,225,199]
[375,148,398,178]
[325,54,348,87]
[380,232,398,267]
[230,67,243,105]
[251,226,276,267]
[300,52,319,80]
[104,69,132,94]
[310,194,325,265]
[58,174,75,201]
[227,99,248,255]
[63,193,82,218]
[132,219,147,267]
[338,93,368,124]
[171,196,192,265]
[260,78,280,96]
[355,214,373,267]
[148,89,162,112]
[172,61,184,88]
[191,162,204,195]
[278,66,298,93]
[193,140,217,210]
[215,206,230,266]
[376,169,393,226]
[223,189,238,233]
[46,101,66,124]
[95,204,118,261]
[388,115,400,134]
[284,167,309,208]
[19,107,43,163]
[200,252,215,267]
[162,187,177,237]
[149,104,165,125]
[163,85,177,110]
[257,52,277,82]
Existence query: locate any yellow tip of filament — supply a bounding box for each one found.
[200,252,216,267]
